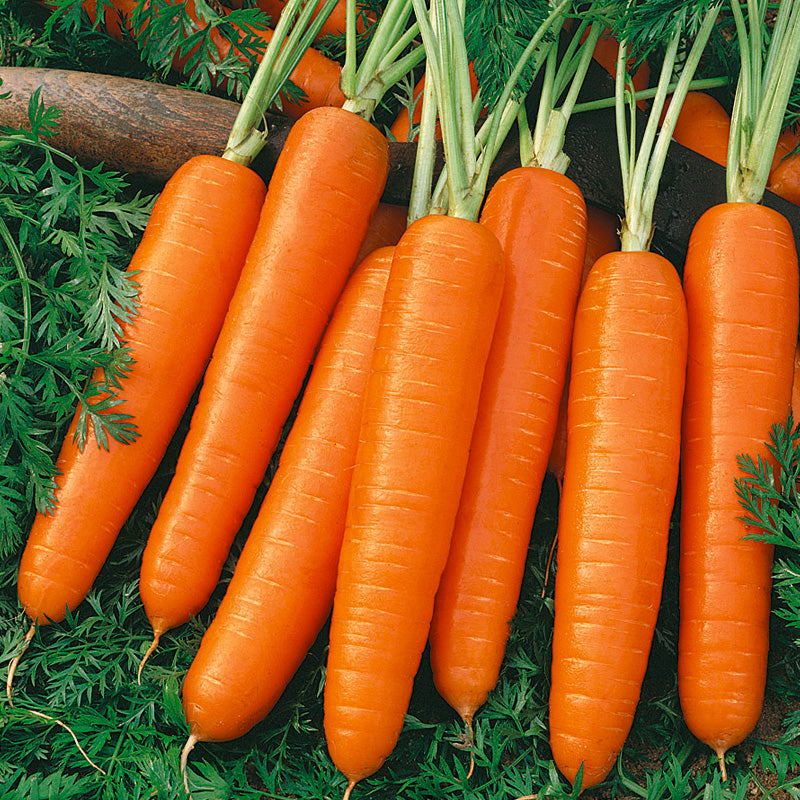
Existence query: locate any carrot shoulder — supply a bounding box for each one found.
[180,247,392,754]
[323,214,505,793]
[137,106,389,658]
[16,155,265,629]
[679,202,798,768]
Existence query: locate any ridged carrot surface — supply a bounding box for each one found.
[547,204,620,486]
[428,167,587,731]
[181,247,392,748]
[16,155,265,627]
[549,249,687,790]
[323,214,505,795]
[138,107,389,653]
[679,202,798,770]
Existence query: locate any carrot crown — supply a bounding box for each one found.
[726,0,800,204]
[408,0,567,222]
[338,0,425,121]
[610,0,722,251]
[222,0,341,165]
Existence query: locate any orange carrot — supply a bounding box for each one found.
[427,166,587,748]
[137,106,389,670]
[549,248,688,790]
[547,9,724,787]
[323,214,505,796]
[677,1,800,777]
[354,202,408,264]
[767,127,800,204]
[586,27,649,110]
[547,204,619,486]
[679,202,798,774]
[11,155,265,686]
[179,247,392,768]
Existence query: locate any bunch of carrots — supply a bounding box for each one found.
[6,0,800,797]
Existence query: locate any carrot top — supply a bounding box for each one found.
[338,0,425,120]
[221,0,341,164]
[725,0,800,203]
[407,0,567,223]
[609,0,723,251]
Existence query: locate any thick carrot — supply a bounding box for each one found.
[12,155,265,657]
[792,339,800,423]
[74,0,344,118]
[354,202,408,264]
[427,166,587,744]
[179,247,392,765]
[137,106,389,666]
[323,214,505,795]
[679,202,798,774]
[549,249,688,790]
[547,203,619,486]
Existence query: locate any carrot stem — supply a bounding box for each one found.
[223,0,339,163]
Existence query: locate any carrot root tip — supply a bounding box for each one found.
[463,715,475,780]
[137,631,162,685]
[180,732,200,798]
[6,624,35,704]
[716,748,728,782]
[27,708,106,773]
[342,779,357,800]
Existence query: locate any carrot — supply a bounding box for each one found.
[136,0,421,675]
[677,0,800,777]
[178,247,392,771]
[586,27,649,109]
[322,1,565,792]
[792,339,800,424]
[766,127,800,204]
[679,203,798,773]
[428,164,586,752]
[10,156,265,687]
[548,10,720,789]
[354,202,409,264]
[547,203,619,487]
[137,105,389,667]
[324,214,505,795]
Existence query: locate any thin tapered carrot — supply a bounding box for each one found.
[10,155,266,682]
[679,202,798,773]
[677,0,800,777]
[428,165,587,749]
[178,247,392,773]
[549,248,687,790]
[137,105,389,668]
[323,214,505,795]
[548,7,720,789]
[547,203,619,487]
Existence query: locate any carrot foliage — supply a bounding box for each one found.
[0,93,153,556]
